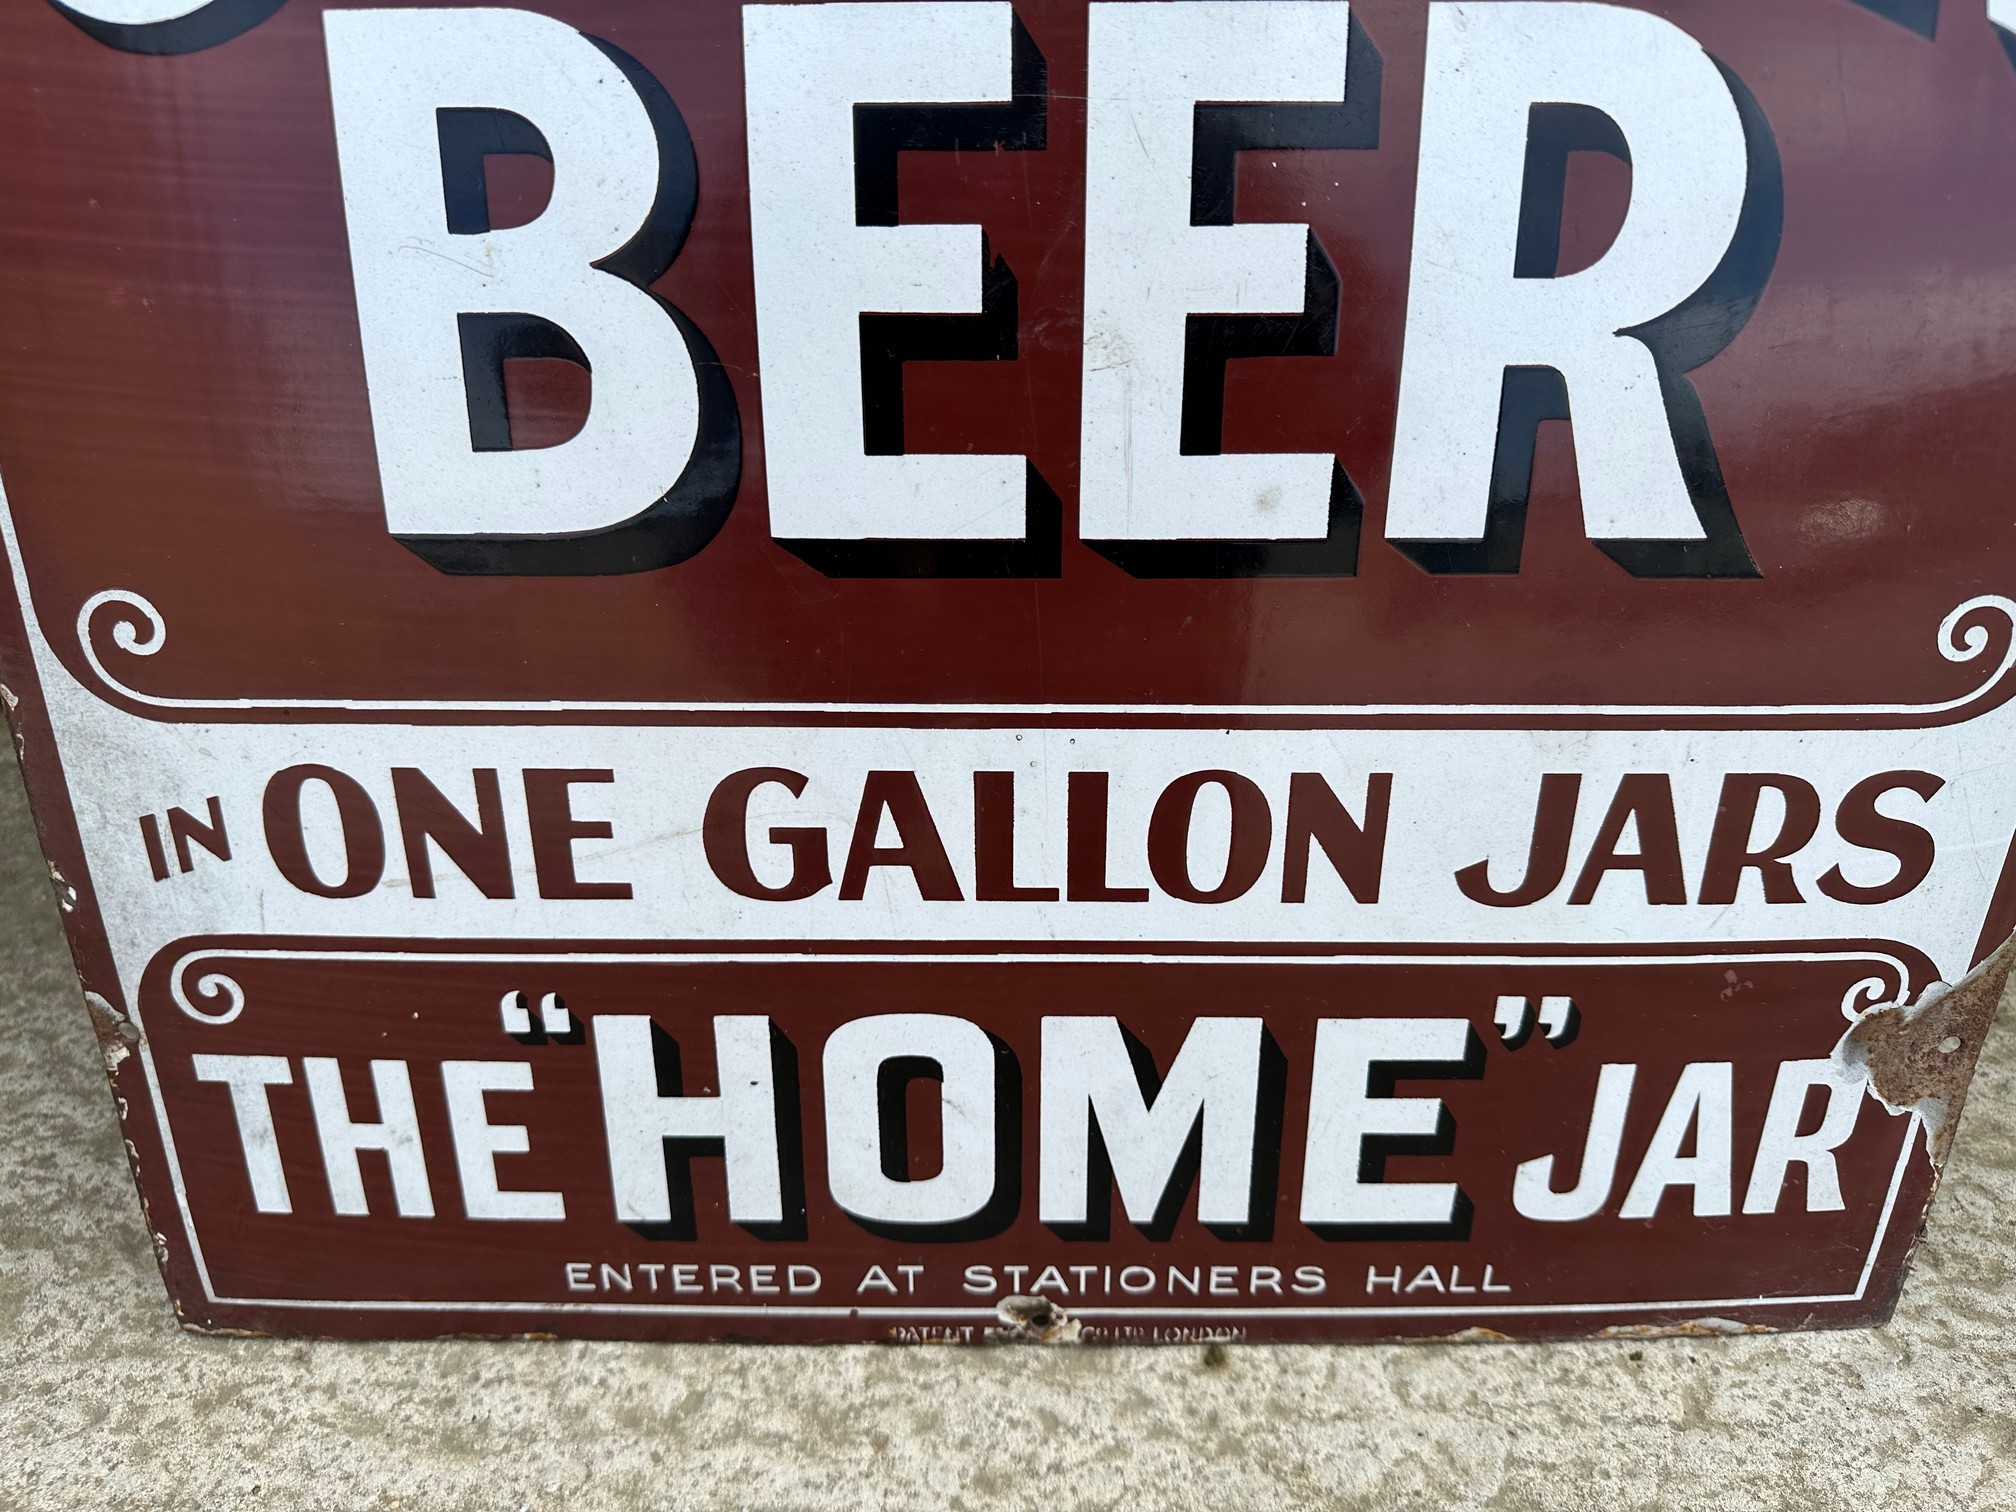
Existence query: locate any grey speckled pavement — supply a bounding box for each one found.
[0,752,2011,1512]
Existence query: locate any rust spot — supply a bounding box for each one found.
[1598,1318,1773,1339]
[987,1294,1081,1344]
[83,990,139,1074]
[180,1321,278,1338]
[1435,1326,1517,1344]
[1837,930,2016,1166]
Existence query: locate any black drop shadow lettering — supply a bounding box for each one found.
[1217,1030,1287,1242]
[1494,1000,1537,1053]
[1088,15,1380,580]
[776,19,1053,579]
[627,1021,806,1243]
[50,0,287,55]
[1395,70,1780,579]
[1306,1025,1484,1243]
[437,107,552,237]
[404,41,741,578]
[1544,999,1582,1049]
[1047,1026,1283,1242]
[842,1036,1021,1241]
[503,992,586,1047]
[1604,63,1779,579]
[457,314,589,454]
[1846,0,1939,38]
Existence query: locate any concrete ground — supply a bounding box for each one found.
[0,759,2011,1512]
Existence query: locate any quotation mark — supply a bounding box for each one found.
[499,990,581,1044]
[1494,994,1579,1049]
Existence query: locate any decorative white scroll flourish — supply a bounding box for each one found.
[168,950,246,1025]
[1840,963,1913,1022]
[160,944,1917,1030]
[72,589,2016,726]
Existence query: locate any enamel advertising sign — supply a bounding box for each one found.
[3,0,2013,1344]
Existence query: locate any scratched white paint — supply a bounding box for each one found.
[744,2,1028,542]
[1077,1,1351,542]
[1387,2,1748,546]
[324,9,703,540]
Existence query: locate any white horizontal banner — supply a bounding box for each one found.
[12,518,2015,1008]
[41,686,2016,998]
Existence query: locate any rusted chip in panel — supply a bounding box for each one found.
[1837,932,2016,1167]
[989,1297,1082,1346]
[82,990,139,1074]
